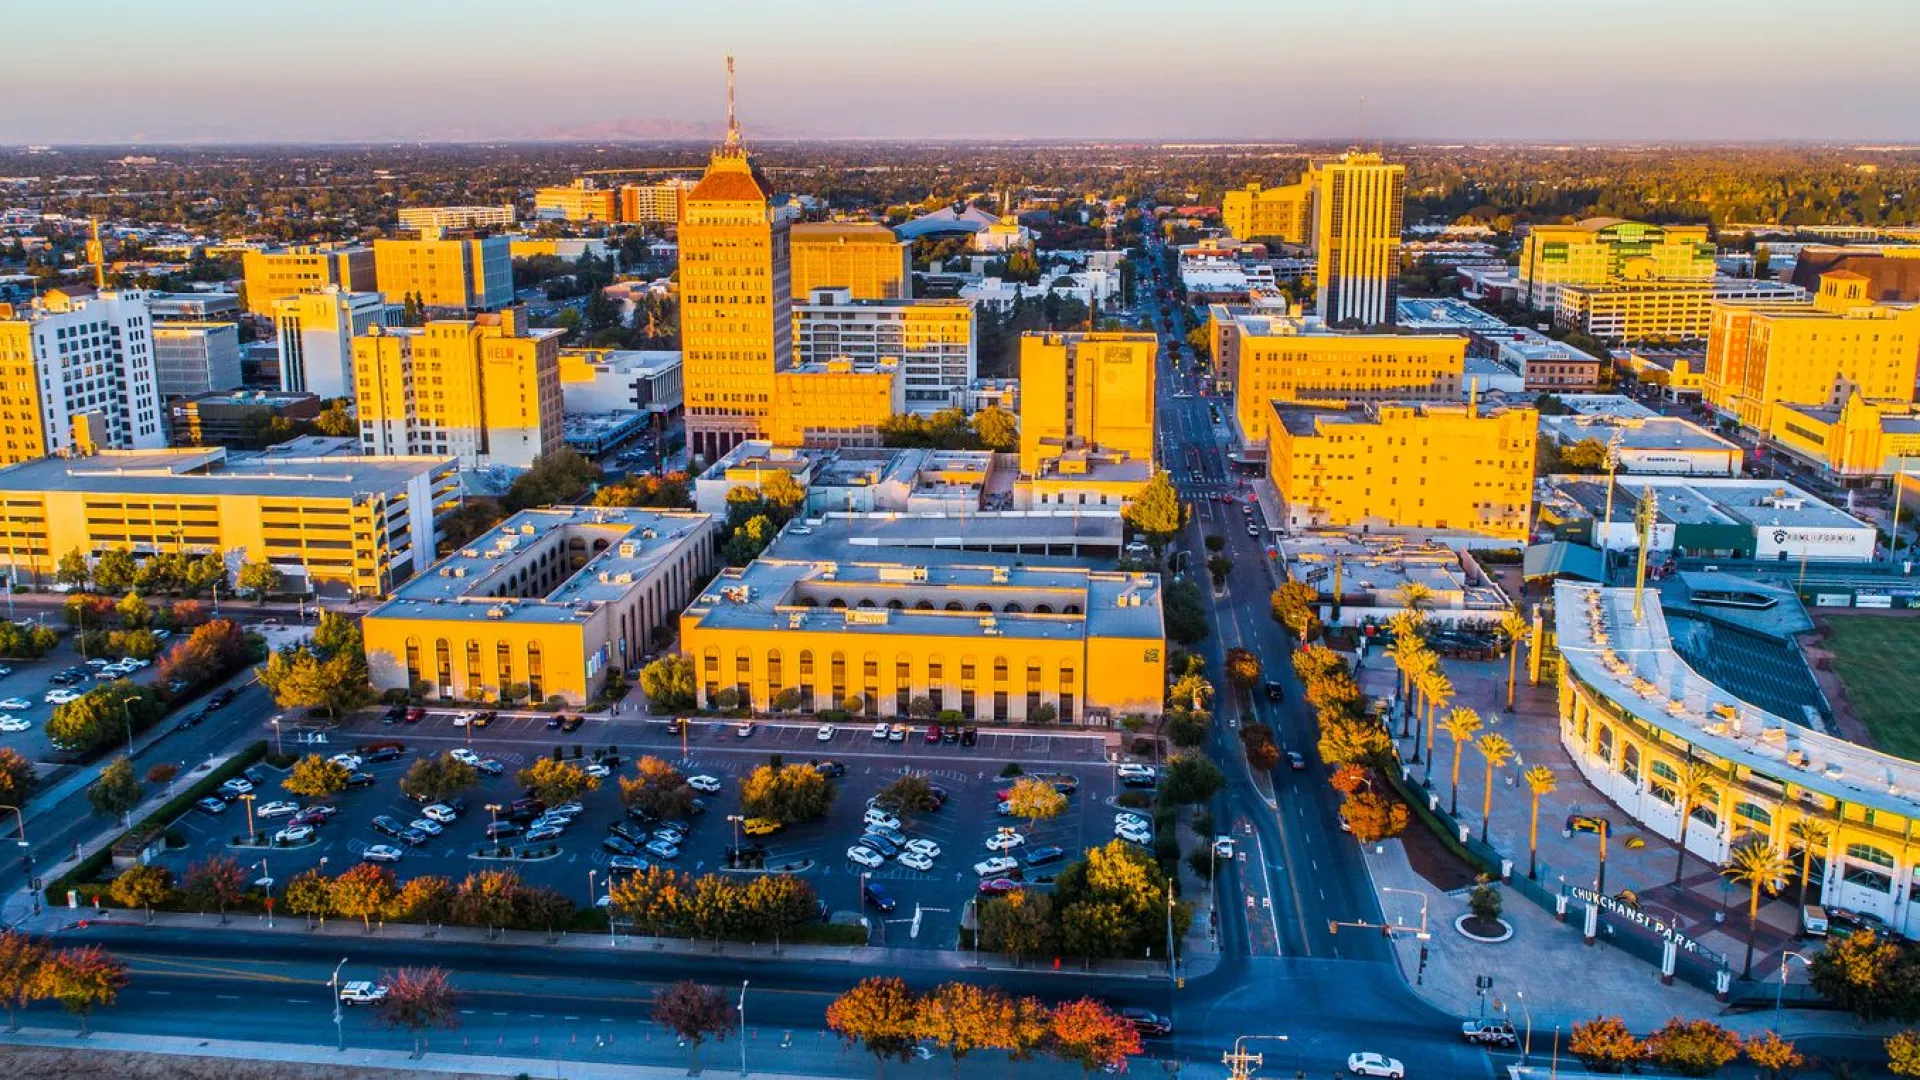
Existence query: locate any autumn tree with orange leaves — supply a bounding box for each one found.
[1047,997,1142,1076]
[826,976,921,1078]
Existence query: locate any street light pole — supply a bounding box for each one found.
[330,956,347,1052]
[271,717,282,758]
[1517,989,1532,1065]
[726,814,744,861]
[258,858,273,928]
[1773,950,1814,1032]
[121,698,134,759]
[1222,1034,1288,1080]
[240,793,256,843]
[738,979,749,1077]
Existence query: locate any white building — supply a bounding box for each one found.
[274,286,394,400]
[0,287,167,455]
[792,288,977,413]
[1539,413,1741,477]
[1547,475,1875,560]
[397,205,515,233]
[151,321,242,398]
[557,349,682,417]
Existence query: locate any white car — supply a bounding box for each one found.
[218,777,254,796]
[846,845,885,869]
[1115,823,1153,843]
[338,981,388,1005]
[1115,811,1150,829]
[904,839,941,860]
[329,753,363,771]
[452,711,477,726]
[816,724,836,742]
[450,748,481,767]
[547,801,583,819]
[687,774,722,794]
[735,721,755,738]
[973,856,1019,877]
[0,717,29,733]
[899,851,935,871]
[122,656,151,669]
[0,698,30,711]
[863,810,901,832]
[870,722,890,740]
[585,763,611,779]
[255,800,299,819]
[408,818,443,837]
[1346,1053,1404,1078]
[985,831,1027,852]
[273,825,314,845]
[44,689,80,704]
[362,845,403,863]
[421,804,458,824]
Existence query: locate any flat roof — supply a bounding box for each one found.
[767,511,1124,568]
[1551,476,1868,531]
[370,506,712,624]
[1281,535,1512,611]
[1548,394,1658,419]
[686,557,1163,642]
[1555,581,1920,820]
[1394,297,1511,331]
[0,448,451,500]
[1539,414,1738,455]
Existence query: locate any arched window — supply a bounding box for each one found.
[858,598,876,608]
[1596,726,1614,765]
[1845,843,1896,890]
[915,600,934,611]
[800,597,818,607]
[1651,760,1678,784]
[1034,603,1054,614]
[1847,843,1896,868]
[887,599,903,610]
[1733,801,1772,828]
[496,640,513,691]
[434,638,452,694]
[828,598,846,609]
[1688,803,1718,828]
[799,650,815,678]
[1003,603,1023,613]
[1621,744,1641,784]
[1063,604,1082,615]
[974,603,992,613]
[465,639,482,693]
[945,601,962,611]
[703,647,721,681]
[404,636,422,688]
[766,649,783,692]
[525,642,543,701]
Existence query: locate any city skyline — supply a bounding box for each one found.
[5,0,1918,144]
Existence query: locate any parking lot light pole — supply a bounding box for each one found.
[726,814,744,859]
[258,858,273,928]
[271,717,282,757]
[1774,950,1814,1032]
[121,698,134,759]
[330,956,347,1051]
[738,979,749,1076]
[485,803,502,835]
[1516,989,1532,1065]
[239,793,257,843]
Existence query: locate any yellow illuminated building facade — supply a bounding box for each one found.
[534,180,618,223]
[1520,219,1715,312]
[354,308,564,470]
[1018,332,1157,477]
[363,507,720,706]
[1267,400,1536,539]
[372,238,513,310]
[1218,309,1466,447]
[1311,153,1404,327]
[0,318,47,462]
[1766,393,1920,481]
[240,246,376,317]
[1705,271,1920,433]
[680,558,1167,724]
[767,360,903,448]
[679,114,792,463]
[620,181,691,225]
[1222,181,1312,245]
[0,448,456,597]
[789,223,911,301]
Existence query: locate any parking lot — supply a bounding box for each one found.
[157,709,1123,950]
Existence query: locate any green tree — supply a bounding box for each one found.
[920,982,1017,1080]
[1744,1031,1804,1079]
[1120,471,1183,554]
[284,867,335,928]
[722,514,777,565]
[1160,752,1225,805]
[1223,647,1260,690]
[108,864,173,924]
[398,753,478,804]
[739,763,834,824]
[93,548,138,593]
[971,406,1018,452]
[872,773,943,817]
[979,889,1057,962]
[1723,839,1793,978]
[1811,928,1906,1022]
[236,560,283,599]
[1162,579,1209,645]
[86,757,142,821]
[639,655,696,711]
[55,549,90,590]
[283,754,351,799]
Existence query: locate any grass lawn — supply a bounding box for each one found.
[1822,616,1920,761]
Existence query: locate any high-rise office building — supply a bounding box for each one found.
[273,287,394,400]
[1222,181,1312,245]
[0,287,166,463]
[353,308,563,470]
[1310,152,1405,327]
[372,238,513,311]
[679,63,792,463]
[789,223,912,300]
[151,321,242,398]
[1519,218,1716,313]
[1018,332,1157,478]
[240,245,376,317]
[792,288,975,410]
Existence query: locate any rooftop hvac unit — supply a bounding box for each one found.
[460,548,479,558]
[619,541,638,558]
[641,529,657,540]
[519,523,535,534]
[486,607,505,619]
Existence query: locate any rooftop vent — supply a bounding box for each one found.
[486,606,505,619]
[460,548,479,558]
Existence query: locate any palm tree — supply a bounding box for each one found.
[1523,765,1557,880]
[1723,838,1793,978]
[1391,643,1434,739]
[1475,733,1515,843]
[1421,669,1454,783]
[1498,609,1531,712]
[1441,708,1485,816]
[1788,816,1834,910]
[1396,582,1434,614]
[1671,761,1715,885]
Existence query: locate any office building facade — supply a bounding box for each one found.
[0,287,166,464]
[240,246,377,317]
[789,223,912,301]
[1018,332,1157,478]
[1520,219,1716,313]
[534,180,618,223]
[274,286,393,400]
[397,205,516,233]
[1222,181,1311,245]
[151,321,242,398]
[792,288,975,411]
[373,238,513,311]
[1311,153,1404,327]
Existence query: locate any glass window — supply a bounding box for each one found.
[1733,802,1772,828]
[1847,843,1896,869]
[1651,760,1678,783]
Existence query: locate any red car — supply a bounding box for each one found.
[924,724,941,744]
[978,878,1022,897]
[404,707,425,723]
[289,806,338,827]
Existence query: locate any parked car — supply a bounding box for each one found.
[1122,1008,1173,1037]
[985,831,1027,852]
[451,711,478,727]
[734,721,755,738]
[924,724,942,744]
[607,855,649,875]
[888,724,907,742]
[216,778,253,798]
[485,821,522,840]
[1024,845,1066,866]
[870,722,890,740]
[524,825,564,843]
[899,851,934,871]
[687,774,722,794]
[371,815,405,838]
[1346,1053,1404,1078]
[816,724,836,742]
[343,772,375,789]
[408,819,444,837]
[474,760,504,777]
[644,839,681,860]
[903,839,941,860]
[960,727,978,746]
[978,877,1021,896]
[255,801,299,819]
[863,882,897,913]
[863,809,901,832]
[421,804,458,824]
[361,845,403,864]
[1461,1020,1517,1047]
[811,759,847,778]
[602,835,640,856]
[973,856,1019,877]
[857,834,900,859]
[195,797,227,815]
[290,806,338,826]
[450,748,482,767]
[0,698,30,711]
[742,817,783,837]
[273,825,315,845]
[560,714,584,733]
[382,705,407,724]
[846,845,884,869]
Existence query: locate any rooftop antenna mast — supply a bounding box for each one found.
[1356,95,1366,154]
[723,54,742,151]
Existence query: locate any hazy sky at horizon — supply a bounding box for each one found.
[6,0,1917,144]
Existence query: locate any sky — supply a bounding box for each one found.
[5,0,1918,144]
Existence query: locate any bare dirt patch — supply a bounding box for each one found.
[0,1046,484,1080]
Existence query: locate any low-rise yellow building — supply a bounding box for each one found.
[534,179,618,223]
[679,557,1166,724]
[0,447,456,597]
[1221,180,1311,245]
[372,237,514,310]
[1216,308,1465,447]
[1707,270,1920,435]
[1266,400,1536,539]
[789,223,912,301]
[1767,393,1920,481]
[1019,332,1157,478]
[766,358,903,449]
[363,506,720,706]
[1520,218,1715,313]
[354,308,564,470]
[240,246,376,317]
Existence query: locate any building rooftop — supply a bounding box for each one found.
[1539,414,1739,456]
[1494,329,1600,366]
[1280,535,1512,612]
[370,506,712,624]
[559,349,681,376]
[766,510,1124,568]
[1545,394,1658,419]
[1550,476,1868,531]
[685,557,1163,643]
[177,390,317,409]
[0,447,449,499]
[789,222,905,244]
[1555,581,1920,820]
[1393,297,1512,332]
